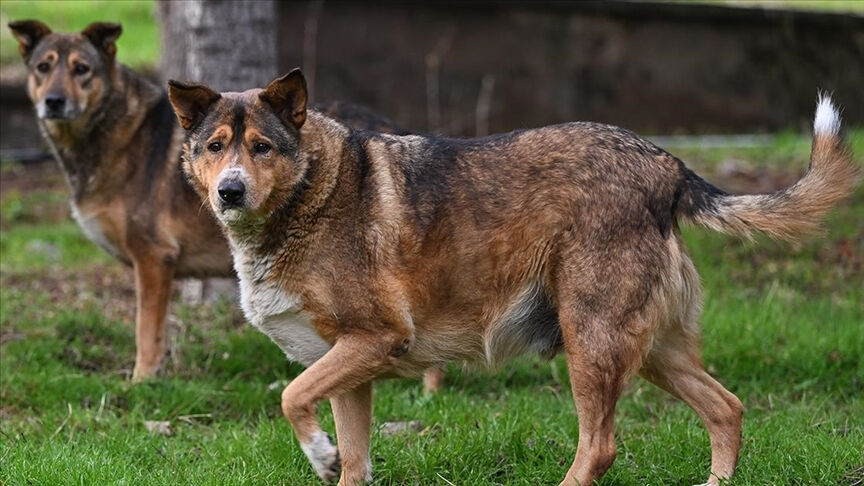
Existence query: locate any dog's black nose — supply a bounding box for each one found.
[218,179,246,206]
[44,95,66,112]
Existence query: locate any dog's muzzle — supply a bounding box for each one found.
[39,95,77,120]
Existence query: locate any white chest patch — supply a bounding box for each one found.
[70,203,121,258]
[235,256,331,367]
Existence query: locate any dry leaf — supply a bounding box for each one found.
[380,420,424,437]
[144,420,172,436]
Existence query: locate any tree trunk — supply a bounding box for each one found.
[157,0,277,303]
[157,0,277,90]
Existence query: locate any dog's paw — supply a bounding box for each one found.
[694,475,726,486]
[131,363,160,383]
[300,431,341,482]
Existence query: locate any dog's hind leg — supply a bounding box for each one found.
[332,382,373,484]
[556,311,647,486]
[640,329,743,486]
[281,332,410,485]
[131,256,175,381]
[553,242,656,486]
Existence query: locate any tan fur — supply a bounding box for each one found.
[172,70,857,485]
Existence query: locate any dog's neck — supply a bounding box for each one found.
[39,65,164,201]
[225,113,365,279]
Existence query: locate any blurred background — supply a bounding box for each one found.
[1,0,863,154]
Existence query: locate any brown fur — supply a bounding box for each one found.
[171,69,856,486]
[10,20,233,380]
[8,21,443,389]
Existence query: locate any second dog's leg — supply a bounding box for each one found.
[131,258,175,381]
[422,367,445,394]
[281,333,407,484]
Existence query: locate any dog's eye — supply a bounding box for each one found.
[253,142,271,154]
[208,142,223,153]
[73,63,90,75]
[37,62,50,73]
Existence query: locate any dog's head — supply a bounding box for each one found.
[168,69,310,228]
[8,20,121,121]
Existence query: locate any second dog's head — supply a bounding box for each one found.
[168,69,310,228]
[8,20,121,122]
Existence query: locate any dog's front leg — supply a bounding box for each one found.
[131,256,175,381]
[282,334,409,484]
[332,382,373,485]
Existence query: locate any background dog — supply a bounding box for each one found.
[8,20,434,386]
[170,68,856,486]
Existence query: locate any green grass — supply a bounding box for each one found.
[666,129,864,169]
[0,0,158,70]
[677,0,864,13]
[1,132,863,485]
[0,221,111,272]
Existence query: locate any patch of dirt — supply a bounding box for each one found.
[1,161,70,228]
[708,159,802,194]
[840,464,864,486]
[1,264,135,320]
[0,160,64,193]
[2,261,246,376]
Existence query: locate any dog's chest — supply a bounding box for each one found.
[70,202,124,259]
[236,261,331,367]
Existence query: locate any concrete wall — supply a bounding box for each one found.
[277,1,864,136]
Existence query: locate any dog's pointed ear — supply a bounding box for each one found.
[8,20,52,59]
[81,22,122,59]
[259,68,307,131]
[168,80,221,131]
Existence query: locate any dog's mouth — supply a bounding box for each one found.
[38,103,81,121]
[212,193,251,226]
[41,112,75,121]
[216,204,267,234]
[219,206,245,222]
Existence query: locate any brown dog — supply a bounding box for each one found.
[169,69,856,485]
[8,21,438,386]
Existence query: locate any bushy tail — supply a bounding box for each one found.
[677,95,859,241]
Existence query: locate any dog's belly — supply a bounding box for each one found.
[398,281,563,374]
[70,202,125,261]
[484,280,562,366]
[239,280,331,367]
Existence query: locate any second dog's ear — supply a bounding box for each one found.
[259,68,308,131]
[8,20,52,60]
[168,80,221,131]
[81,22,122,59]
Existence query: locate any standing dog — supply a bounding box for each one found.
[9,19,231,381]
[8,21,430,385]
[170,69,855,486]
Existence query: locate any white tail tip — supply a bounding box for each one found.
[814,93,841,136]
